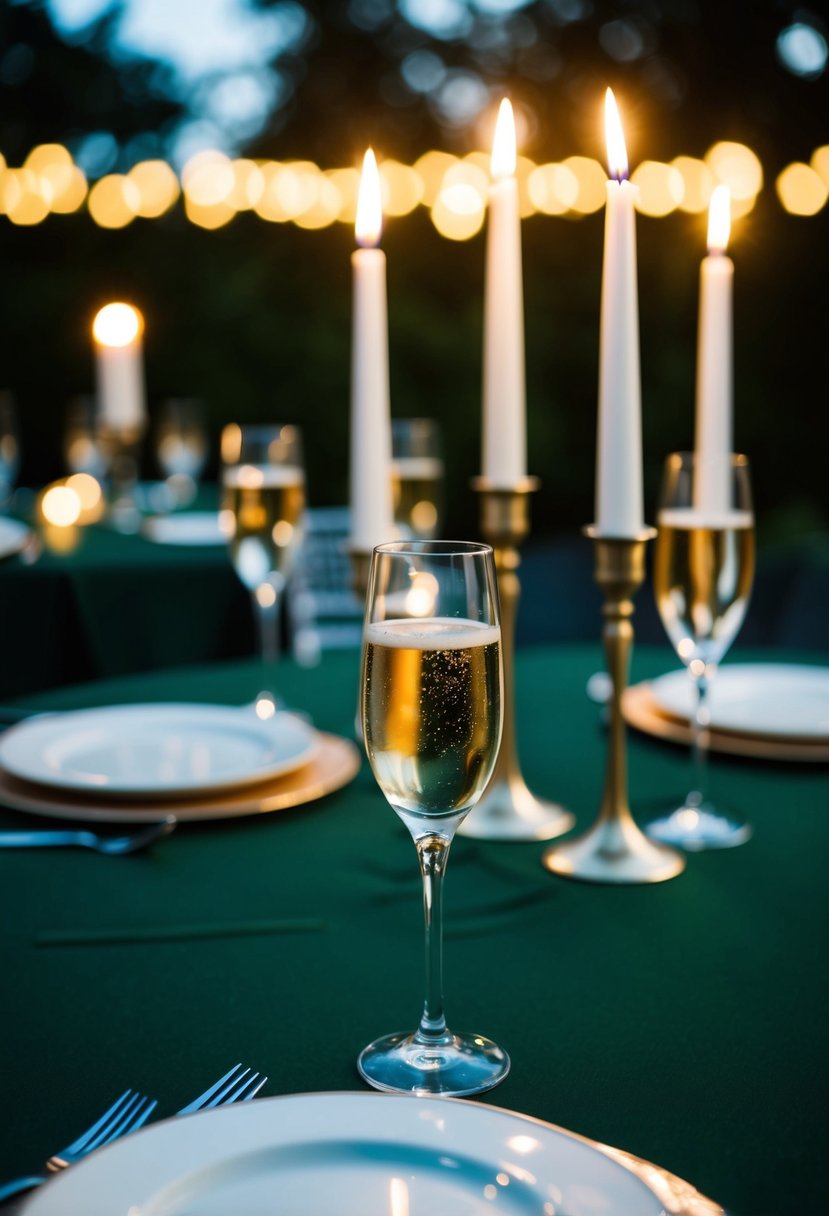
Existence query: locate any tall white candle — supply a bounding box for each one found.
[349,148,395,552]
[693,185,733,516]
[482,98,526,486]
[92,302,146,434]
[595,89,644,537]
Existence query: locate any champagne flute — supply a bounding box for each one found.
[646,452,755,849]
[391,418,444,540]
[359,539,509,1096]
[64,396,110,481]
[220,424,305,711]
[156,398,208,508]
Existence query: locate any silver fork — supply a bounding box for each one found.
[0,1064,267,1203]
[0,1088,157,1202]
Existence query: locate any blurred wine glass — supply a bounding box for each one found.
[220,424,305,710]
[155,398,208,509]
[64,396,110,481]
[391,418,444,540]
[646,451,755,850]
[0,391,20,509]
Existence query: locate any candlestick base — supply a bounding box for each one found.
[459,477,573,843]
[542,527,684,885]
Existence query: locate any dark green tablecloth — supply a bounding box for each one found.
[0,643,827,1215]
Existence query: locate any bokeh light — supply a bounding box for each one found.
[527,163,579,215]
[705,141,763,201]
[128,160,180,218]
[631,160,684,217]
[776,162,828,215]
[562,156,606,214]
[41,483,82,527]
[88,174,140,228]
[672,156,713,213]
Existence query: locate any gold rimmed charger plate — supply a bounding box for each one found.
[623,684,829,763]
[0,732,361,823]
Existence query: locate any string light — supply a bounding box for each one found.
[0,139,824,237]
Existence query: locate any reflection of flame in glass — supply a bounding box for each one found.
[405,571,439,617]
[389,1177,409,1216]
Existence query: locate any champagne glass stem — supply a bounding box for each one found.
[252,588,280,667]
[688,668,713,807]
[414,833,453,1046]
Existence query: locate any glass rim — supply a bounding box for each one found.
[373,539,493,558]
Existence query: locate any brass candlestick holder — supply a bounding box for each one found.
[459,477,574,841]
[542,526,684,883]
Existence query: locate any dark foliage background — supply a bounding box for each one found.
[0,0,826,543]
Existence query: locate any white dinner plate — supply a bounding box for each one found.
[650,663,829,740]
[0,704,318,797]
[0,515,31,560]
[20,1092,723,1216]
[142,511,224,546]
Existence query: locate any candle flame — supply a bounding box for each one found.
[92,302,143,347]
[604,88,628,181]
[707,184,731,253]
[491,98,516,180]
[355,147,383,247]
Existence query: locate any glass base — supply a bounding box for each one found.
[645,803,752,851]
[357,1029,510,1098]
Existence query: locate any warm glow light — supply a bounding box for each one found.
[776,162,828,215]
[604,88,628,181]
[707,184,731,253]
[42,484,82,527]
[631,160,684,216]
[431,180,485,240]
[65,472,103,512]
[527,163,579,214]
[414,150,457,206]
[491,98,516,180]
[184,196,236,230]
[672,156,713,213]
[47,165,87,214]
[379,160,423,216]
[355,148,383,247]
[705,141,763,200]
[563,156,607,214]
[88,174,140,228]
[128,160,180,218]
[93,302,143,348]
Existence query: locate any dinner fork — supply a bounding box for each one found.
[0,1064,268,1203]
[0,1088,157,1202]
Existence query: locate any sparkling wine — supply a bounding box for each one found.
[363,617,502,820]
[391,457,444,539]
[222,464,305,590]
[655,508,755,664]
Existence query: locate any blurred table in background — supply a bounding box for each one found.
[0,492,826,700]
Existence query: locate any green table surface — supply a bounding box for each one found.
[0,642,827,1216]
